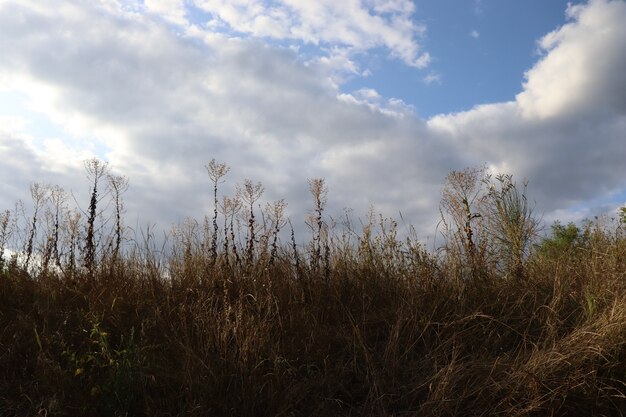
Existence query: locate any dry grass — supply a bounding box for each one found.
[0,163,625,416]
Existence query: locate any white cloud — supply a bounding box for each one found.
[148,0,430,70]
[355,88,381,100]
[0,125,89,215]
[422,72,442,85]
[307,46,365,86]
[470,30,480,39]
[0,0,624,241]
[0,0,436,230]
[144,0,188,25]
[517,0,626,120]
[0,116,28,133]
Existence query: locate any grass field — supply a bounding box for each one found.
[1,160,625,416]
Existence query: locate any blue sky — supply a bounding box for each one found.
[354,0,573,117]
[0,0,624,238]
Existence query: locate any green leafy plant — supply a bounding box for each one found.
[63,316,143,415]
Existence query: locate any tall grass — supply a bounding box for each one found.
[0,161,625,416]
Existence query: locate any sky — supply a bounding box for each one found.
[0,0,625,242]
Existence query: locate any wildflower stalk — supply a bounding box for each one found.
[206,159,230,265]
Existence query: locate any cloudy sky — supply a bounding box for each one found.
[0,0,625,240]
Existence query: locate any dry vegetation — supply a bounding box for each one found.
[1,160,625,416]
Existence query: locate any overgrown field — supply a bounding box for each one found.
[1,160,625,416]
